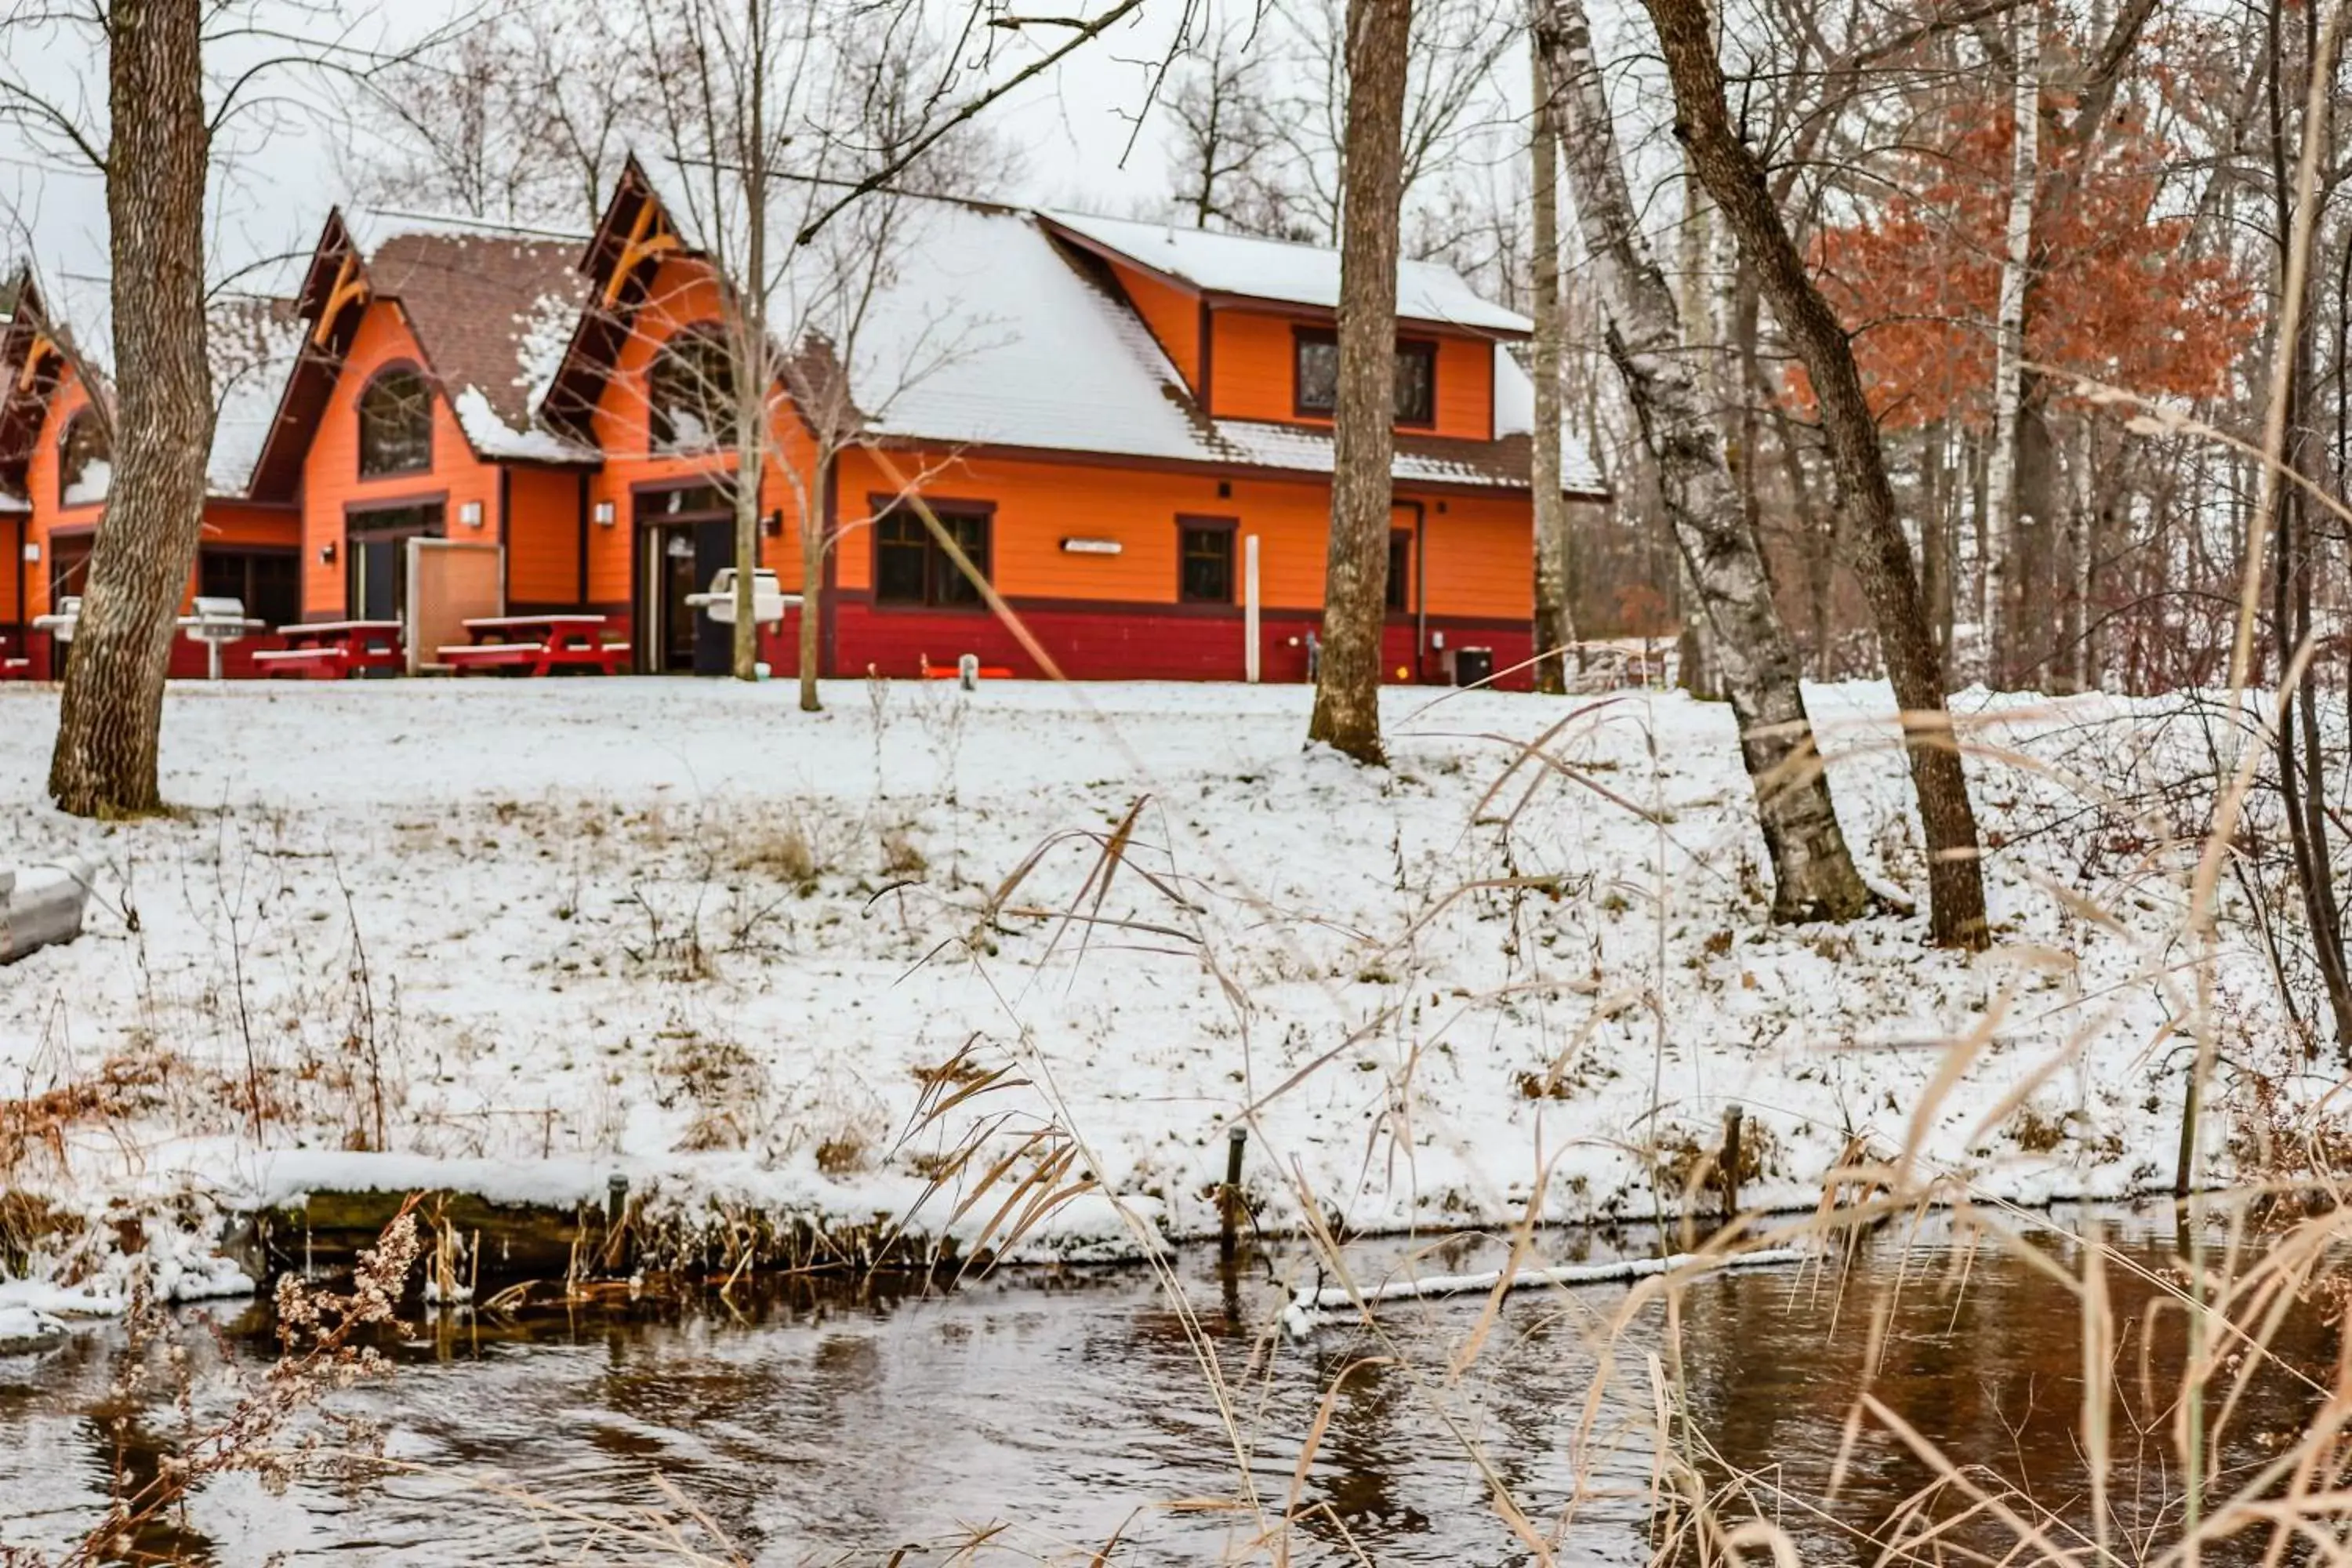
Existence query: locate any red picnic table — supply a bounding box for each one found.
[251,620,406,679]
[0,631,30,681]
[441,614,630,677]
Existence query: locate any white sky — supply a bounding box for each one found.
[0,0,1212,323]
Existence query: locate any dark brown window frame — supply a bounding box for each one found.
[648,324,739,456]
[354,361,435,480]
[1290,327,1439,428]
[1385,528,1413,614]
[56,408,111,509]
[867,493,996,611]
[1176,514,1238,605]
[198,546,301,628]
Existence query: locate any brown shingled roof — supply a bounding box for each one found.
[365,232,588,445]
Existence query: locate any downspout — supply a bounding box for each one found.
[575,470,590,608]
[496,466,512,610]
[1405,498,1428,680]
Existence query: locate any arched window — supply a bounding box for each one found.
[357,365,433,477]
[57,411,111,507]
[649,329,736,453]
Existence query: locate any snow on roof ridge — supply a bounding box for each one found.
[350,207,591,252]
[1041,208,1532,336]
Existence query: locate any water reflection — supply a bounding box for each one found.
[0,1204,2333,1566]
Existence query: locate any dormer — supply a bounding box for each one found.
[1038,212,1530,444]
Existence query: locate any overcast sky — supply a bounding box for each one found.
[0,0,1225,325]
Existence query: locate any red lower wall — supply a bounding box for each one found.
[820,600,1534,689]
[17,629,293,681]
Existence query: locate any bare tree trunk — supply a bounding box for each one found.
[797,448,830,712]
[730,0,770,684]
[1984,0,2039,691]
[1528,32,1575,695]
[1642,0,1988,946]
[47,0,211,818]
[1308,0,1410,764]
[1540,0,1867,924]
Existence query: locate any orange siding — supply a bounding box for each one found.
[0,511,20,625]
[299,299,502,617]
[585,255,810,608]
[1107,261,1202,390]
[833,445,1526,619]
[201,503,299,550]
[506,466,583,605]
[1207,310,1494,440]
[22,367,105,619]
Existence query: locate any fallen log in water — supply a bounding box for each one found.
[1279,1245,1811,1339]
[2,858,92,965]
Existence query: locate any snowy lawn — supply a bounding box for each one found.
[0,674,2299,1295]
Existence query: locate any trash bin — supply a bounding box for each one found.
[1455,646,1494,688]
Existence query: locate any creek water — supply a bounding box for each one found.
[0,1202,2333,1566]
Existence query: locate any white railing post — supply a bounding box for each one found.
[1244,534,1261,684]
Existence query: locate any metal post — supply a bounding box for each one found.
[1220,1125,1247,1260]
[1243,535,1261,684]
[1721,1105,1744,1221]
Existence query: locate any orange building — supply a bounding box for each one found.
[1,165,1602,687]
[0,276,304,679]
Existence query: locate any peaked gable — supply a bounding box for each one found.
[253,208,595,497]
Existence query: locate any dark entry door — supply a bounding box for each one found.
[647,518,736,675]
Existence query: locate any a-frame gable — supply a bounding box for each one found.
[542,158,697,443]
[248,209,372,501]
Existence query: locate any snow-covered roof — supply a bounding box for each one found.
[208,296,307,497]
[847,203,1223,465]
[829,205,1599,492]
[1494,349,1608,495]
[360,224,598,465]
[0,489,27,514]
[1043,210,1534,336]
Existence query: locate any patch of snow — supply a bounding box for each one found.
[207,297,308,497]
[0,678,2306,1293]
[1281,1246,1812,1338]
[450,385,597,464]
[60,459,110,507]
[514,292,582,410]
[0,1305,66,1356]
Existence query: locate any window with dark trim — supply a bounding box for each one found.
[1294,330,1439,426]
[1178,522,1234,604]
[357,366,433,477]
[875,508,989,608]
[649,329,737,453]
[199,550,299,628]
[58,412,111,506]
[1386,531,1412,612]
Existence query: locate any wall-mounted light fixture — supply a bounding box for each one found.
[459,500,485,528]
[1060,537,1122,556]
[593,500,617,528]
[20,542,38,564]
[321,542,336,565]
[762,510,782,539]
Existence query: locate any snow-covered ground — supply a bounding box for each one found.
[0,675,2298,1302]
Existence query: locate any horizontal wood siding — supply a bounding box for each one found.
[22,367,104,620]
[1207,310,1495,440]
[299,299,500,616]
[1421,494,1532,619]
[584,255,811,621]
[831,600,1531,688]
[504,466,581,605]
[1106,260,1201,390]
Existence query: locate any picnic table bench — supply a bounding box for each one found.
[441,614,628,677]
[252,620,406,679]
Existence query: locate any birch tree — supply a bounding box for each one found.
[1308,0,1410,763]
[1642,0,1990,947]
[1983,3,2039,689]
[1538,0,1868,924]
